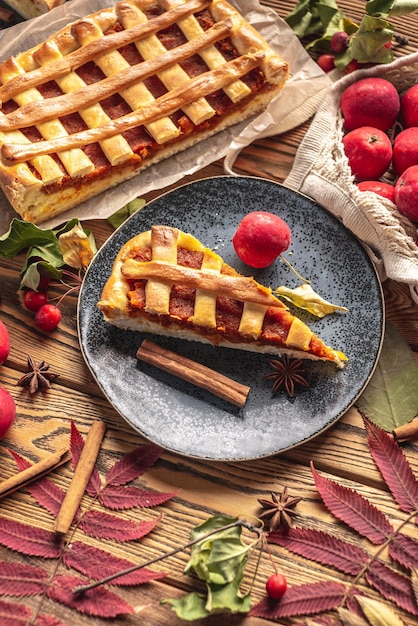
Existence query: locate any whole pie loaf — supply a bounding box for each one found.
[0,0,289,224]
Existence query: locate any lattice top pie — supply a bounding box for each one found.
[0,0,289,224]
[98,224,347,367]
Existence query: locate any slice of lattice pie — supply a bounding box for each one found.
[98,225,348,368]
[5,0,65,21]
[0,0,288,224]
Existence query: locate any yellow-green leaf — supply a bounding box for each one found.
[58,224,96,268]
[274,283,348,318]
[356,595,405,625]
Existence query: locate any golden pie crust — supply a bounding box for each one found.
[0,0,289,224]
[98,224,347,367]
[5,0,65,21]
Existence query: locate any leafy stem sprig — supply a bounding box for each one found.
[73,517,264,595]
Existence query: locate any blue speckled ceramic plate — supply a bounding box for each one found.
[78,176,384,461]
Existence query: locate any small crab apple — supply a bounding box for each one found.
[400,84,418,128]
[357,180,395,202]
[35,303,62,332]
[266,573,287,600]
[330,31,349,53]
[232,211,291,269]
[23,289,48,312]
[340,77,400,131]
[0,320,10,365]
[0,386,16,439]
[342,127,392,181]
[392,127,418,175]
[395,165,418,222]
[317,53,335,73]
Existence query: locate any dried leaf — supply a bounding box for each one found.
[275,283,348,317]
[0,561,47,596]
[366,561,418,615]
[0,516,60,558]
[58,223,96,268]
[63,541,167,585]
[269,527,368,575]
[250,580,346,619]
[356,322,418,431]
[99,484,177,510]
[0,599,32,625]
[104,443,163,486]
[412,569,418,606]
[47,574,134,617]
[356,595,406,625]
[79,510,159,541]
[337,607,369,625]
[389,534,418,571]
[365,419,418,513]
[311,463,393,544]
[70,421,101,497]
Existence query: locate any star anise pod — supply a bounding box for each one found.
[17,355,60,394]
[258,487,301,531]
[264,355,309,397]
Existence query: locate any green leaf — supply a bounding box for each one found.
[350,15,393,63]
[206,559,251,614]
[0,219,56,258]
[162,592,210,620]
[107,198,146,230]
[356,322,418,431]
[367,0,418,17]
[275,283,348,317]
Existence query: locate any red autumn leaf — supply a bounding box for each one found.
[0,561,47,596]
[48,574,134,617]
[79,509,159,540]
[63,540,167,585]
[365,418,418,514]
[8,448,67,516]
[99,483,177,510]
[311,463,393,544]
[269,527,368,575]
[0,598,32,626]
[389,534,418,571]
[250,580,346,618]
[104,443,163,486]
[36,615,69,626]
[70,420,101,497]
[366,560,418,615]
[0,516,61,558]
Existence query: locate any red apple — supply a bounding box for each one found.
[400,84,418,128]
[357,181,395,202]
[392,127,418,175]
[232,211,291,268]
[340,77,400,131]
[342,127,392,181]
[0,320,10,365]
[395,165,418,222]
[0,387,16,439]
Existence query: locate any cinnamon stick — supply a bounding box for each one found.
[393,417,418,442]
[54,420,106,535]
[0,447,71,500]
[136,339,250,408]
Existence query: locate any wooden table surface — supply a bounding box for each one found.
[1,1,418,625]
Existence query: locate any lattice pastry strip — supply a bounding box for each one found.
[165,0,251,103]
[0,58,94,178]
[33,40,134,167]
[73,14,180,145]
[117,2,215,126]
[0,115,63,186]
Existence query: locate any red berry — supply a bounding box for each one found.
[0,386,16,439]
[343,59,361,74]
[331,31,349,53]
[266,573,287,599]
[317,54,335,73]
[35,304,61,332]
[23,289,48,312]
[232,211,291,269]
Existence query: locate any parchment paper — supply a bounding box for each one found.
[0,0,332,232]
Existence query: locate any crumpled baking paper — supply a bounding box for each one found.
[0,0,332,233]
